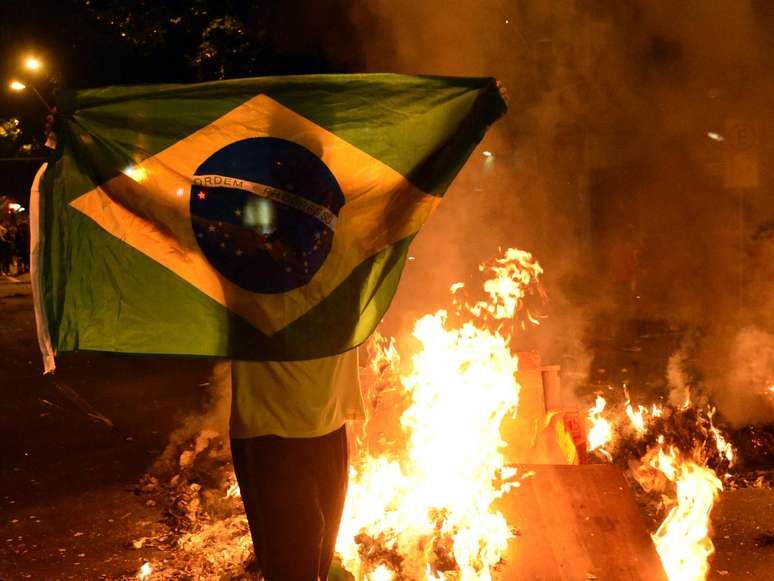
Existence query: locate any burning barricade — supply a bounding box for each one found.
[584,388,738,581]
[128,248,543,580]
[124,246,765,581]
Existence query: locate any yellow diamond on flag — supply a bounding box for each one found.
[35,74,506,362]
[69,94,439,336]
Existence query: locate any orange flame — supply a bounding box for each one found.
[625,402,648,434]
[335,248,543,579]
[469,248,543,326]
[634,445,723,581]
[585,387,731,581]
[225,479,241,499]
[336,313,520,579]
[708,408,734,466]
[586,395,613,460]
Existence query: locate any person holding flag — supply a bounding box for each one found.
[31,74,507,579]
[230,352,361,579]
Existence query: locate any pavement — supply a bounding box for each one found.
[0,277,215,580]
[0,273,32,298]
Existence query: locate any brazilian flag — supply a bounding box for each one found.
[35,74,506,362]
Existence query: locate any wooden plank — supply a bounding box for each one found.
[497,464,668,581]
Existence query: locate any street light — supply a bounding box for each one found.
[8,78,50,109]
[24,56,42,72]
[8,54,52,109]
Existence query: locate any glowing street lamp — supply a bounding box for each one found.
[24,56,42,72]
[8,54,52,109]
[8,78,50,109]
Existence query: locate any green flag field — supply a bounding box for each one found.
[33,74,506,362]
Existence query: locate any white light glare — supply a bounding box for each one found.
[707,132,725,142]
[244,198,276,234]
[482,150,493,157]
[137,562,152,579]
[25,57,42,71]
[122,165,148,182]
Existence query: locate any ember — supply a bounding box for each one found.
[586,395,613,460]
[137,562,152,579]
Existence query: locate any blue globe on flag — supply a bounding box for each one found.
[190,137,344,293]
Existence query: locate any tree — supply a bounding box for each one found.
[0,118,22,157]
[80,0,370,83]
[82,0,270,82]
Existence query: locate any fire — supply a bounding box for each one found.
[137,562,152,579]
[586,395,613,459]
[625,402,647,433]
[371,564,397,581]
[335,248,543,579]
[708,408,734,465]
[225,479,241,499]
[470,248,543,326]
[633,445,723,581]
[584,389,732,581]
[587,393,666,453]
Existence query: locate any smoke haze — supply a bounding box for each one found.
[351,1,774,426]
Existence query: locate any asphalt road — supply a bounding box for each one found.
[0,276,215,580]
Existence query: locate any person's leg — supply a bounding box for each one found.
[231,434,325,581]
[315,426,349,578]
[232,426,350,581]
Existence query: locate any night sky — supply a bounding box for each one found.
[0,0,369,199]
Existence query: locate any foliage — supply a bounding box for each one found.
[82,0,266,81]
[0,118,21,143]
[190,16,261,80]
[80,0,368,82]
[0,118,22,156]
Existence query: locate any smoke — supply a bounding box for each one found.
[667,348,691,408]
[151,362,231,473]
[351,1,774,426]
[710,327,774,425]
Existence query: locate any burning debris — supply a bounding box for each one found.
[121,244,768,581]
[335,248,543,580]
[581,382,770,581]
[633,444,722,581]
[125,248,544,581]
[126,430,253,580]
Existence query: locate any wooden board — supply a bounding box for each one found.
[497,464,668,581]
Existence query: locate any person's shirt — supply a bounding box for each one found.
[230,349,364,439]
